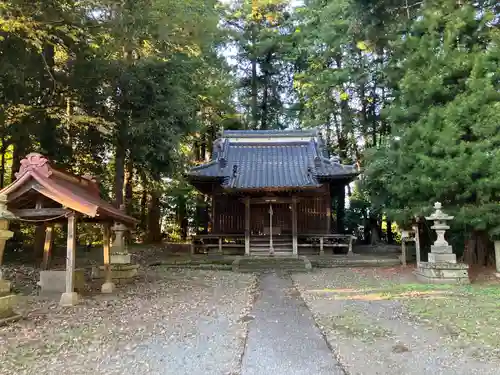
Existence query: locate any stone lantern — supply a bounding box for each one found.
[0,194,20,323]
[415,202,469,284]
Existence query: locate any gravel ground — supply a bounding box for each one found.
[0,268,256,375]
[241,272,345,375]
[292,268,499,375]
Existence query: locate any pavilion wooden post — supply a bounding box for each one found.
[101,224,114,293]
[41,226,53,270]
[60,212,79,306]
[292,197,298,257]
[244,197,250,256]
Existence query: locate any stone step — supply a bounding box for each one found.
[250,245,293,250]
[251,240,292,244]
[250,248,293,254]
[232,256,312,273]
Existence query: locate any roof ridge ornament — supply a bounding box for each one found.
[15,153,52,179]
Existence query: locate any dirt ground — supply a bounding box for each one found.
[0,267,256,375]
[292,266,500,375]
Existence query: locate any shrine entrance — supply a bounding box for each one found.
[248,198,295,256]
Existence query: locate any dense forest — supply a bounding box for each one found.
[0,0,498,264]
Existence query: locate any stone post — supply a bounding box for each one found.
[494,241,500,278]
[0,194,20,323]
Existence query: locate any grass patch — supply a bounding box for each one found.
[312,281,500,350]
[320,308,393,342]
[355,282,500,349]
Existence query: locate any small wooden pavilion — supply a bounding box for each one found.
[186,129,359,256]
[0,153,138,305]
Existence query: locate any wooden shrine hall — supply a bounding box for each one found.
[186,129,359,256]
[0,153,138,306]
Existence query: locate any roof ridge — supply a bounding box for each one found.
[222,128,319,138]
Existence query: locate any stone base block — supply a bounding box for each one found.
[428,253,457,263]
[232,256,312,273]
[0,280,11,294]
[0,294,19,322]
[92,264,139,281]
[59,292,79,306]
[110,253,131,264]
[101,281,115,294]
[430,245,453,254]
[415,261,469,284]
[38,270,85,294]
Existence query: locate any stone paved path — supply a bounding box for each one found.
[241,272,345,375]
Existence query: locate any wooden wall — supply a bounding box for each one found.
[212,188,333,235]
[297,195,330,234]
[212,194,245,234]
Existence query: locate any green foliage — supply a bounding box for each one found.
[222,0,294,129]
[364,1,500,240]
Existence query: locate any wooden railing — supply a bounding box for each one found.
[190,234,245,254]
[190,233,356,256]
[297,234,355,255]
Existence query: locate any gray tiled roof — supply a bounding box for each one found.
[187,130,358,190]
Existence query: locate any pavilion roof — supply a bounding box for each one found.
[186,129,358,191]
[0,153,138,225]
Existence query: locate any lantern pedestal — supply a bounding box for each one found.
[415,202,469,284]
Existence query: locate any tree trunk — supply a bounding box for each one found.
[11,142,22,182]
[260,52,272,130]
[0,142,5,189]
[387,219,394,244]
[250,23,258,129]
[140,186,148,233]
[147,190,162,243]
[124,158,134,214]
[177,195,188,241]
[336,186,345,234]
[200,133,207,161]
[463,230,493,266]
[114,132,126,208]
[33,224,47,260]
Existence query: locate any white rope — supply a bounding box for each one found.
[17,213,70,223]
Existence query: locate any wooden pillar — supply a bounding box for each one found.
[292,196,298,257]
[245,197,250,256]
[41,226,53,270]
[336,185,345,234]
[101,224,114,293]
[218,236,223,254]
[319,237,324,256]
[60,212,78,306]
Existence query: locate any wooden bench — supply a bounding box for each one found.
[298,234,355,255]
[191,234,245,254]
